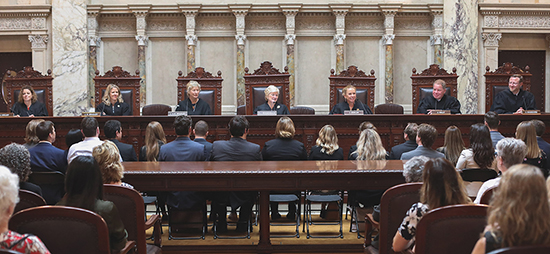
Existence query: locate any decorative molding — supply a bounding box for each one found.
[148,19,185,31]
[383,34,395,45]
[88,13,98,31]
[28,34,48,49]
[196,16,234,30]
[432,13,444,29]
[246,18,285,30]
[100,19,135,31]
[0,18,32,30]
[285,34,296,45]
[235,34,247,45]
[134,13,147,33]
[135,35,148,46]
[184,11,196,35]
[484,15,498,28]
[499,15,550,28]
[395,19,431,30]
[31,17,46,30]
[482,32,501,47]
[346,17,384,30]
[296,15,334,30]
[333,34,346,45]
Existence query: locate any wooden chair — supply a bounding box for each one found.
[480,186,497,205]
[94,66,141,116]
[3,66,53,116]
[484,63,532,112]
[103,184,162,254]
[414,204,489,254]
[9,206,136,254]
[177,67,223,115]
[27,171,65,205]
[364,182,422,254]
[142,104,171,116]
[487,245,550,254]
[14,189,46,214]
[290,106,315,115]
[244,61,290,115]
[411,64,458,114]
[329,66,376,112]
[374,103,403,114]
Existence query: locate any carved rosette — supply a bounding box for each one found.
[28,34,48,49]
[482,33,502,47]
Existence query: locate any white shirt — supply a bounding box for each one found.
[473,177,501,204]
[67,137,104,163]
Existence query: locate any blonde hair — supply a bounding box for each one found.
[92,141,124,184]
[17,86,38,104]
[488,164,550,248]
[24,119,45,144]
[439,126,465,165]
[353,129,386,160]
[275,116,295,139]
[342,85,356,99]
[515,121,541,159]
[102,84,124,106]
[316,125,339,155]
[144,121,166,162]
[186,81,201,96]
[264,85,279,101]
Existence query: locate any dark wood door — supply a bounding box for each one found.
[0,52,32,112]
[498,50,545,112]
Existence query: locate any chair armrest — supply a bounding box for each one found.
[145,214,162,247]
[364,213,380,247]
[115,240,136,254]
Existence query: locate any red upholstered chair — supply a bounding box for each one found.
[411,64,458,114]
[414,204,489,254]
[177,67,223,115]
[484,63,532,112]
[3,67,53,116]
[94,66,141,116]
[10,206,136,254]
[487,245,550,254]
[142,104,171,116]
[14,190,46,214]
[329,66,376,112]
[364,182,422,254]
[374,103,403,114]
[244,61,290,115]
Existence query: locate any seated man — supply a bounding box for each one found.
[104,120,137,161]
[67,117,104,163]
[531,119,550,157]
[417,79,461,114]
[484,111,505,148]
[490,74,536,114]
[193,120,213,159]
[388,123,418,160]
[400,123,445,160]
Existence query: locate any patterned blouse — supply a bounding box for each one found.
[0,231,50,254]
[398,202,430,241]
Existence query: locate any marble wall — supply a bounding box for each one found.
[295,37,332,112]
[394,37,429,106]
[150,38,186,105]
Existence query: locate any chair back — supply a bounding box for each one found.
[377,182,422,254]
[9,206,112,254]
[411,64,458,114]
[484,63,532,112]
[415,204,489,254]
[480,186,497,205]
[290,106,315,115]
[3,67,53,116]
[244,61,290,115]
[460,168,498,182]
[487,245,550,254]
[142,104,171,116]
[177,67,223,115]
[103,184,147,254]
[27,171,65,205]
[14,190,46,214]
[329,66,376,112]
[94,66,141,116]
[374,103,403,114]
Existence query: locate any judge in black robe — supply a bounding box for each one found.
[253,85,289,115]
[176,97,212,115]
[329,85,373,115]
[490,89,536,114]
[11,101,48,117]
[417,94,461,114]
[96,101,132,116]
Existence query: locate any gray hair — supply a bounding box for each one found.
[0,166,19,213]
[496,138,527,169]
[403,156,430,183]
[0,143,31,182]
[186,80,201,95]
[264,85,279,100]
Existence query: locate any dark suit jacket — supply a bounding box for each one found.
[159,137,206,162]
[400,146,445,160]
[308,146,344,160]
[538,136,550,160]
[29,142,67,174]
[194,138,212,160]
[262,138,307,161]
[388,140,418,160]
[110,139,137,162]
[211,137,262,161]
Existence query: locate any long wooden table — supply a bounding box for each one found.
[122,160,406,253]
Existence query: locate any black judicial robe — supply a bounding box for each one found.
[329,100,373,115]
[96,102,132,116]
[253,102,289,115]
[490,89,536,114]
[417,94,461,114]
[11,101,48,117]
[176,98,211,115]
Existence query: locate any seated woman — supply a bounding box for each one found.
[309,125,343,160]
[176,80,211,115]
[329,85,372,114]
[0,143,42,197]
[253,85,289,115]
[516,121,549,177]
[471,164,550,254]
[95,84,131,116]
[392,158,470,252]
[11,85,48,117]
[0,165,50,254]
[23,119,45,150]
[92,141,133,189]
[349,121,377,159]
[436,126,465,166]
[139,121,166,162]
[57,156,128,252]
[456,124,494,170]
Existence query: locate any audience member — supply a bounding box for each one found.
[474,138,526,204]
[392,158,470,252]
[436,125,465,165]
[349,121,377,159]
[67,117,103,163]
[417,79,461,114]
[490,74,536,114]
[531,119,550,157]
[329,85,373,114]
[176,81,212,115]
[92,141,133,189]
[0,143,42,197]
[95,84,131,116]
[484,111,505,148]
[104,120,137,162]
[350,129,387,160]
[23,119,44,149]
[388,123,418,160]
[308,125,344,160]
[253,85,289,115]
[516,121,549,177]
[65,129,83,149]
[471,164,550,254]
[10,85,48,117]
[57,156,128,252]
[0,165,50,254]
[211,116,261,233]
[139,121,166,162]
[456,124,494,170]
[400,124,444,160]
[193,120,213,159]
[402,156,430,183]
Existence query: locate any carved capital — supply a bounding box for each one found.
[235,34,247,45]
[285,34,296,45]
[135,35,149,46]
[430,34,443,46]
[186,34,197,46]
[383,34,395,45]
[28,34,48,49]
[333,34,346,45]
[482,32,502,47]
[89,36,102,47]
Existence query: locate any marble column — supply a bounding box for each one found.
[334,35,346,74]
[286,34,296,106]
[134,11,148,106]
[431,10,444,66]
[443,0,479,114]
[186,36,196,74]
[432,36,443,66]
[87,12,100,108]
[384,35,395,104]
[52,0,88,116]
[184,11,198,74]
[28,34,48,73]
[482,33,501,71]
[332,8,348,74]
[236,35,246,106]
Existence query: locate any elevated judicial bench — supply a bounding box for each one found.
[122,160,405,253]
